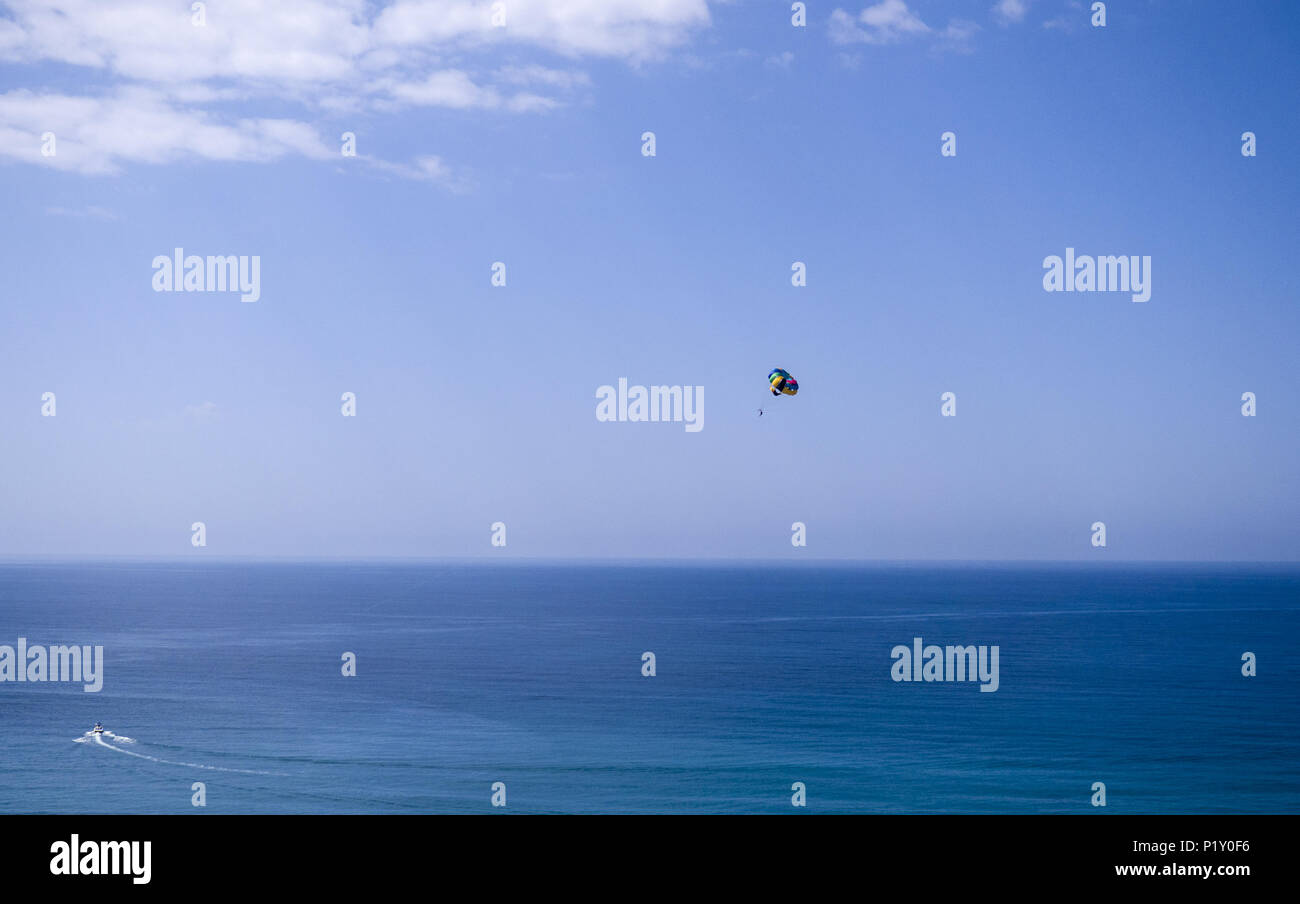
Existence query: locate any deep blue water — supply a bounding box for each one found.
[0,561,1296,814]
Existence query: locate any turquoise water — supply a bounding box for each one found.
[1,561,1296,813]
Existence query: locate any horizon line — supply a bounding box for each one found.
[1,555,1297,567]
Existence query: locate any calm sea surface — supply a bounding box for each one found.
[1,561,1296,813]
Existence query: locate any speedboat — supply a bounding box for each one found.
[92,722,104,734]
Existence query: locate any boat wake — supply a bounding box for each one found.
[76,730,278,775]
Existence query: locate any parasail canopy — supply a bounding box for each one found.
[769,368,798,397]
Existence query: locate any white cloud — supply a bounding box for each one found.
[830,2,981,54]
[0,0,371,83]
[377,69,500,109]
[0,0,709,77]
[495,65,592,91]
[764,51,795,69]
[993,0,1030,25]
[0,84,478,184]
[372,0,710,59]
[365,153,472,192]
[0,0,712,181]
[0,16,24,54]
[830,1,931,46]
[0,88,334,174]
[1043,0,1083,30]
[505,92,560,113]
[0,0,684,87]
[366,67,581,113]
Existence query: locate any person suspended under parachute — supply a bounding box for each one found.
[759,369,798,416]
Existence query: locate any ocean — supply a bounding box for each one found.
[1,561,1296,814]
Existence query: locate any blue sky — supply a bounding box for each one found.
[1,1,1297,559]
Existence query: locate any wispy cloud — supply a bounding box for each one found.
[934,20,981,54]
[371,69,502,110]
[45,204,119,221]
[372,0,710,59]
[364,153,473,192]
[495,65,592,92]
[993,0,1031,26]
[830,1,979,54]
[0,0,711,181]
[830,1,931,46]
[0,88,334,175]
[367,65,586,112]
[182,401,218,421]
[1043,0,1084,31]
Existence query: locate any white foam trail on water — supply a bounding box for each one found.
[79,731,276,775]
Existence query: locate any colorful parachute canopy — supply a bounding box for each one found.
[769,368,798,397]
